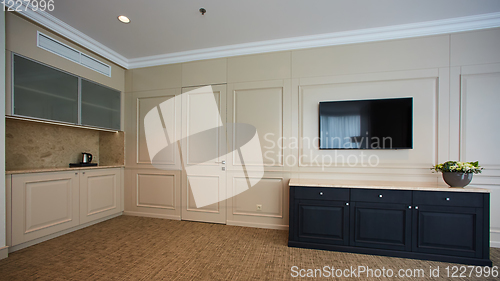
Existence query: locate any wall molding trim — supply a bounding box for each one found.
[127,12,500,69]
[16,8,500,69]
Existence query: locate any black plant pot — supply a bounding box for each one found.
[442,172,473,187]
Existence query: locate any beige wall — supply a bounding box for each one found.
[123,27,500,245]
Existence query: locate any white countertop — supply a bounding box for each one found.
[6,165,125,175]
[289,178,490,193]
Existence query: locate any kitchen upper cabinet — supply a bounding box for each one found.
[81,79,121,130]
[13,55,79,123]
[12,54,122,130]
[11,170,80,246]
[79,168,121,224]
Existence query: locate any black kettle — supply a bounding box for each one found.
[81,152,93,164]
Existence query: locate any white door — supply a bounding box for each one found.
[181,85,227,224]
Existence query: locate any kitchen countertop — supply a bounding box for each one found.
[289,178,490,193]
[6,165,125,175]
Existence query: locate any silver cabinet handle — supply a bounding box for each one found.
[222,167,226,171]
[415,206,419,209]
[346,203,349,206]
[222,161,226,164]
[319,192,323,196]
[446,198,450,201]
[83,172,85,174]
[408,206,412,209]
[75,172,78,175]
[379,194,383,198]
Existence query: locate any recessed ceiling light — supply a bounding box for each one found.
[118,15,130,24]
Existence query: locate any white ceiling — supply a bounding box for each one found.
[24,0,500,68]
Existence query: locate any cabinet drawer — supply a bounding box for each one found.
[294,186,349,201]
[351,188,411,204]
[413,191,483,208]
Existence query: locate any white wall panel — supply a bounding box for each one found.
[233,87,283,166]
[299,73,438,169]
[124,169,181,220]
[459,64,500,247]
[461,72,500,166]
[227,80,292,173]
[232,177,283,218]
[226,171,289,230]
[137,173,175,209]
[128,88,182,169]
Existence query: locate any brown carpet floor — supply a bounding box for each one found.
[0,215,498,280]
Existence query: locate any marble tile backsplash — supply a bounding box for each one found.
[99,131,125,166]
[5,118,124,171]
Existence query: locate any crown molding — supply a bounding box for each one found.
[128,12,500,69]
[16,8,129,69]
[16,7,500,70]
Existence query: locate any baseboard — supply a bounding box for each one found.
[0,246,9,260]
[9,212,123,253]
[491,241,500,248]
[227,220,289,230]
[490,231,500,248]
[121,213,287,230]
[122,211,181,221]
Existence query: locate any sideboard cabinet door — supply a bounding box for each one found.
[350,202,412,251]
[412,205,483,258]
[297,200,349,246]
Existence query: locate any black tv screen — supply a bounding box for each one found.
[319,97,413,149]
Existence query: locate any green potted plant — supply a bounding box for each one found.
[431,161,483,187]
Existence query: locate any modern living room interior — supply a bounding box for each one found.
[0,1,500,280]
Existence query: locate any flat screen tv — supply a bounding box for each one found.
[319,97,413,149]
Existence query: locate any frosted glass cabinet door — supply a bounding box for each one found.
[81,79,121,130]
[13,55,79,123]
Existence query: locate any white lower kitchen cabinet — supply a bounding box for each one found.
[11,170,80,246]
[79,168,121,224]
[9,168,123,247]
